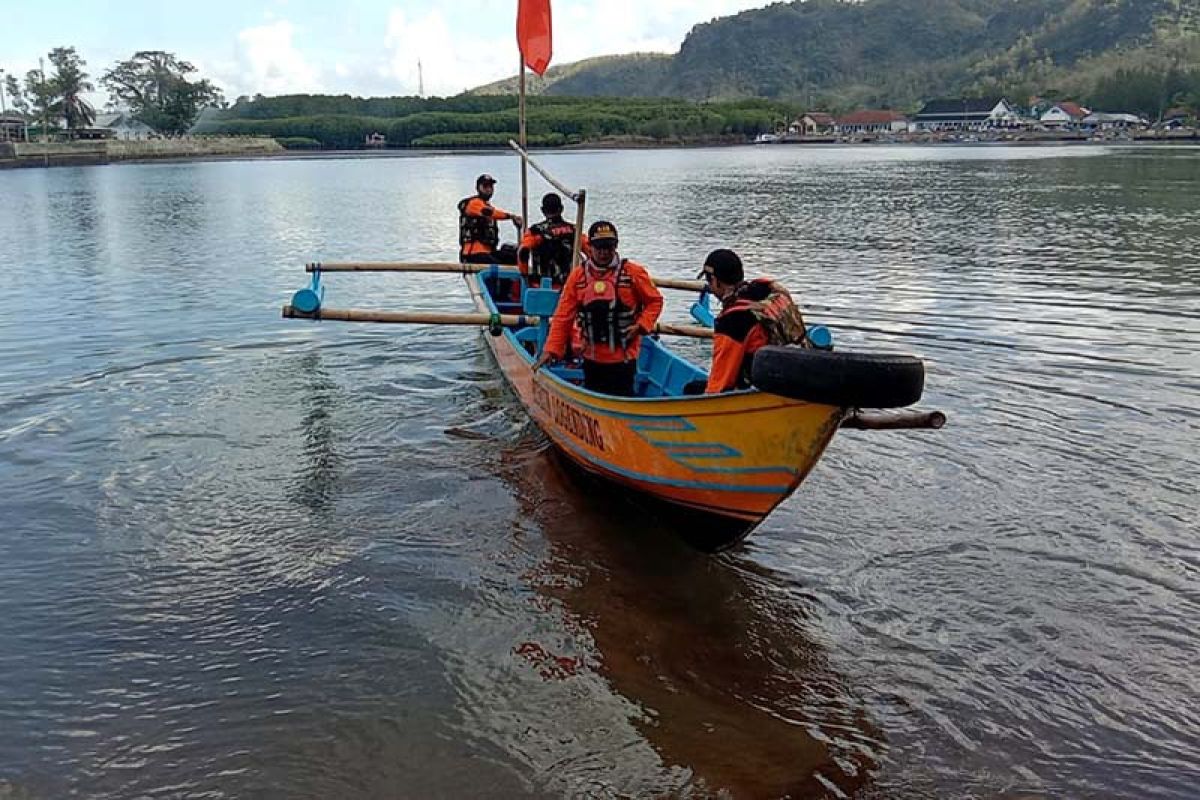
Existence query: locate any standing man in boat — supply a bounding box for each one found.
[458,174,523,264]
[518,192,589,288]
[700,249,809,394]
[533,221,663,397]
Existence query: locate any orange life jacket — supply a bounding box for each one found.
[457,195,499,250]
[721,279,809,347]
[576,259,637,355]
[528,219,576,284]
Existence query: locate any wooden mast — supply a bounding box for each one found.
[518,54,529,237]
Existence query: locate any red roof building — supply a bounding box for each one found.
[834,110,908,134]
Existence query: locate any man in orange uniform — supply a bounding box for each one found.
[701,249,809,394]
[458,174,523,264]
[518,192,589,288]
[533,221,664,397]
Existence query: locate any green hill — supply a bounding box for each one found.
[469,53,671,96]
[473,0,1200,112]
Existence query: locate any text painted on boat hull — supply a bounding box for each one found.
[532,382,607,450]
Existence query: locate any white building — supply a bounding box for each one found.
[1040,102,1088,129]
[834,110,908,134]
[913,97,1021,131]
[94,112,156,140]
[1081,112,1145,129]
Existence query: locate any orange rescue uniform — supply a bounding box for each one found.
[518,225,591,285]
[705,278,807,393]
[459,196,515,260]
[706,309,770,393]
[543,257,664,365]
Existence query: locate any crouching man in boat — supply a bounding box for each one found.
[518,192,589,288]
[533,221,664,397]
[458,173,524,265]
[699,248,810,394]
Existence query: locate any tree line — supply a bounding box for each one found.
[197,95,793,148]
[4,47,223,137]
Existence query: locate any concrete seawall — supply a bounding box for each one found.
[0,137,284,169]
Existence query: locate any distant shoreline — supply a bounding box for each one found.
[3,134,1198,171]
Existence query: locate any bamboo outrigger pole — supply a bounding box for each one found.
[841,409,946,430]
[306,261,706,292]
[282,304,713,338]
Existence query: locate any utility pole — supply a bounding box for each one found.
[0,68,7,143]
[40,57,49,143]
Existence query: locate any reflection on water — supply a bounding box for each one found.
[289,352,345,513]
[499,443,878,797]
[0,146,1198,798]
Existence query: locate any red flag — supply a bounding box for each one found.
[517,0,553,76]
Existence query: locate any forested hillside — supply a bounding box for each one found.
[483,0,1200,114]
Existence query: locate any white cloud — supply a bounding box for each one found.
[553,0,771,62]
[111,1,779,101]
[231,20,321,96]
[382,8,512,97]
[371,1,773,97]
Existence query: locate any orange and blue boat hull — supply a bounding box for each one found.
[469,275,844,547]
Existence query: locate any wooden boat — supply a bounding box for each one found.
[469,267,848,550]
[283,256,939,549]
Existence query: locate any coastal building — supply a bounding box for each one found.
[92,112,156,140]
[1040,102,1089,129]
[791,112,835,135]
[0,113,27,141]
[365,132,386,147]
[834,110,908,135]
[1081,112,1145,130]
[912,97,1020,131]
[1162,107,1194,127]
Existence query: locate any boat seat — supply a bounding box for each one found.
[636,337,707,398]
[482,266,525,312]
[522,288,560,316]
[522,288,560,353]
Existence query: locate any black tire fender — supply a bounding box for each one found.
[751,346,925,408]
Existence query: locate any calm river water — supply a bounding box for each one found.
[1,145,1197,799]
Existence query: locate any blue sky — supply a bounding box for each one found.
[1,0,773,105]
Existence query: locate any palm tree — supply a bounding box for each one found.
[48,47,96,133]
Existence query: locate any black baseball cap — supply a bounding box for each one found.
[476,173,497,185]
[588,220,619,245]
[699,248,743,283]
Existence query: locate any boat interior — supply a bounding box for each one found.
[477,267,709,399]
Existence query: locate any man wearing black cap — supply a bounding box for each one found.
[534,220,663,397]
[518,192,590,288]
[699,248,809,394]
[457,174,524,264]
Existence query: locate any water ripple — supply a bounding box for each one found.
[1,147,1198,798]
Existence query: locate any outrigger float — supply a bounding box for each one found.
[280,6,944,549]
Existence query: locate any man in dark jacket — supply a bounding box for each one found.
[518,192,590,287]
